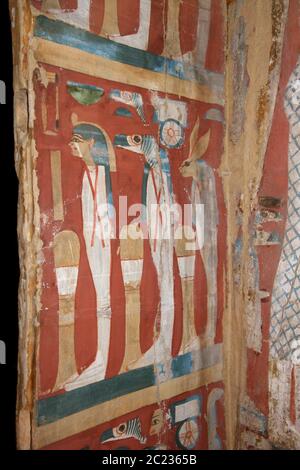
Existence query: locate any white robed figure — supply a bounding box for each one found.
[114,133,175,367]
[67,123,115,390]
[179,123,219,347]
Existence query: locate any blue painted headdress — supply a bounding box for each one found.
[73,124,110,166]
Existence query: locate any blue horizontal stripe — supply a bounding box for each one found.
[34,16,185,80]
[37,345,222,426]
[37,366,155,426]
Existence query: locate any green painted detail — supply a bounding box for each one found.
[67,81,104,105]
[114,107,133,118]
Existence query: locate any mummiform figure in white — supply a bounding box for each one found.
[180,120,219,347]
[114,132,175,368]
[66,123,115,390]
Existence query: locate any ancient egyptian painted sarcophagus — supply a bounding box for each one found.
[12,0,226,450]
[12,0,300,451]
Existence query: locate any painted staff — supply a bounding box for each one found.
[120,223,144,372]
[175,226,199,354]
[101,0,120,37]
[53,230,80,389]
[162,0,182,58]
[50,150,64,221]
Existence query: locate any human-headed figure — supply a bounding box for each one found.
[66,123,115,390]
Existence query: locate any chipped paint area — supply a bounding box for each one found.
[229,14,249,144]
[223,0,289,450]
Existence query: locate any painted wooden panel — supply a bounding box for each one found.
[14,0,226,450]
[14,0,300,452]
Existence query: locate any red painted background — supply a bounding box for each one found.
[35,67,225,394]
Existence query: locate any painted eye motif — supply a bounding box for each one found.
[152,418,161,426]
[133,135,142,144]
[122,91,132,102]
[115,423,127,436]
[128,135,142,146]
[70,137,84,144]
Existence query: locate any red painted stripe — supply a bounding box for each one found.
[118,0,140,37]
[140,239,160,354]
[31,0,42,9]
[59,0,78,9]
[89,0,105,35]
[205,0,224,72]
[290,366,296,424]
[179,0,199,55]
[106,238,126,378]
[147,0,166,55]
[31,0,78,10]
[194,249,208,336]
[172,251,184,356]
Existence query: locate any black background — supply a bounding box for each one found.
[0,0,19,454]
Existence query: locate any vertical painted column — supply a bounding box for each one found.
[101,0,120,36]
[195,0,211,68]
[53,230,80,389]
[175,227,198,354]
[162,0,182,58]
[120,224,143,371]
[50,150,64,221]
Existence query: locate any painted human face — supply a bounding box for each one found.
[149,409,164,436]
[69,134,95,166]
[69,134,89,157]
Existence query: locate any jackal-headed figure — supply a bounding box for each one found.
[269,58,300,446]
[179,119,219,346]
[114,132,175,368]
